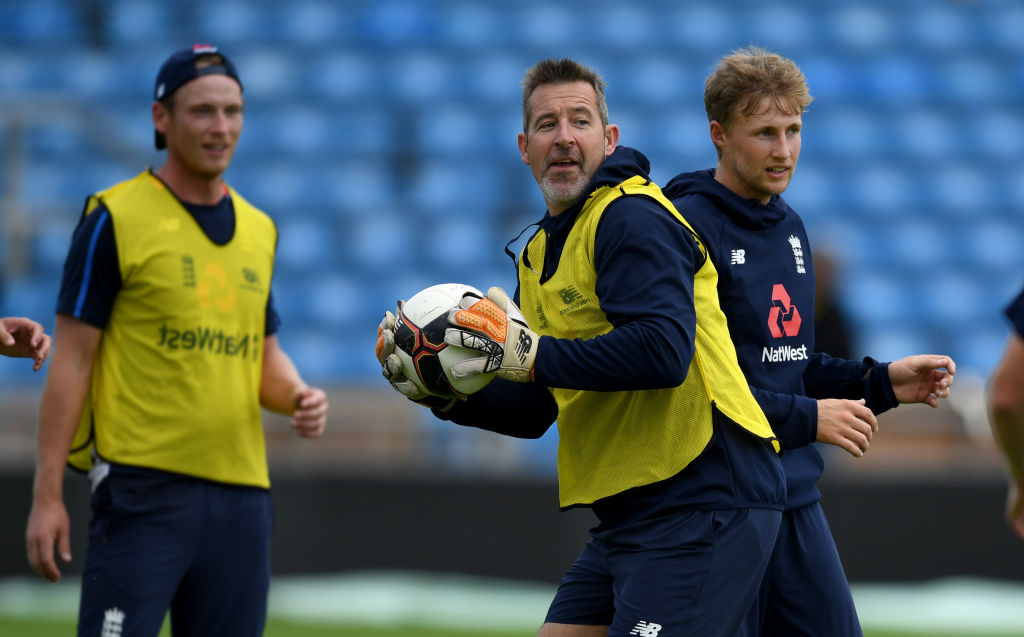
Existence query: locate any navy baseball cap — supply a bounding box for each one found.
[153,44,243,150]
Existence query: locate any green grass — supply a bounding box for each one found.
[1,617,1020,637]
[0,616,537,636]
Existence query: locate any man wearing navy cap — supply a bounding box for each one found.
[25,45,329,636]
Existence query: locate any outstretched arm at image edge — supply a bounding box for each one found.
[989,332,1024,539]
[25,314,102,582]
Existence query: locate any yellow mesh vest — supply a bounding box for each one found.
[519,176,778,508]
[67,171,277,488]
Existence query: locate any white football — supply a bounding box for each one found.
[392,283,495,398]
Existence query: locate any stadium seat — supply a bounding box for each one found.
[923,164,995,220]
[662,5,730,50]
[418,214,498,273]
[386,50,458,101]
[741,4,817,52]
[862,55,935,103]
[321,160,399,212]
[273,1,352,47]
[939,57,1004,104]
[230,49,300,101]
[361,0,440,46]
[406,159,503,218]
[275,219,337,275]
[969,106,1024,158]
[903,5,980,50]
[305,51,382,104]
[828,5,892,51]
[30,221,75,278]
[984,5,1024,53]
[0,275,58,333]
[224,162,311,213]
[348,213,417,275]
[844,164,914,220]
[0,0,85,46]
[435,2,501,48]
[191,0,269,48]
[799,56,859,102]
[414,104,512,156]
[964,220,1024,271]
[106,0,179,47]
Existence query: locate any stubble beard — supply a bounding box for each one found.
[539,162,587,211]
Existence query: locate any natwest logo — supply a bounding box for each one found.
[767,283,801,338]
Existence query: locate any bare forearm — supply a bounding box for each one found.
[991,404,1024,480]
[34,357,92,501]
[989,335,1024,480]
[259,337,306,414]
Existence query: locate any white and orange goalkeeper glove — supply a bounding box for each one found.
[445,287,540,383]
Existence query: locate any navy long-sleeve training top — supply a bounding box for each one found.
[436,149,786,525]
[664,169,898,510]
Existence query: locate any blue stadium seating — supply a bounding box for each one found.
[0,0,86,47]
[1,0,1022,389]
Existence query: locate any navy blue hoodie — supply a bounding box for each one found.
[664,169,898,510]
[436,149,786,525]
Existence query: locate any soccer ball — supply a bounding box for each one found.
[393,283,496,399]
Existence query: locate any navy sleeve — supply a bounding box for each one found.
[1006,286,1024,338]
[57,203,121,328]
[265,288,280,336]
[432,377,557,438]
[532,197,698,391]
[803,352,898,415]
[750,386,818,449]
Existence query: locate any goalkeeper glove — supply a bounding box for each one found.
[445,287,540,383]
[376,305,457,411]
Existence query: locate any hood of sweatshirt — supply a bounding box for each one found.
[662,168,790,231]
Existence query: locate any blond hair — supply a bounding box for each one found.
[704,46,813,129]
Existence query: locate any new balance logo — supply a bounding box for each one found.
[731,249,746,265]
[102,607,125,637]
[515,331,533,363]
[629,620,662,636]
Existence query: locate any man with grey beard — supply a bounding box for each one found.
[377,57,787,637]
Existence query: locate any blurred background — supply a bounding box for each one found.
[1,0,1023,633]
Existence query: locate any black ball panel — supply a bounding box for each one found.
[395,308,457,398]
